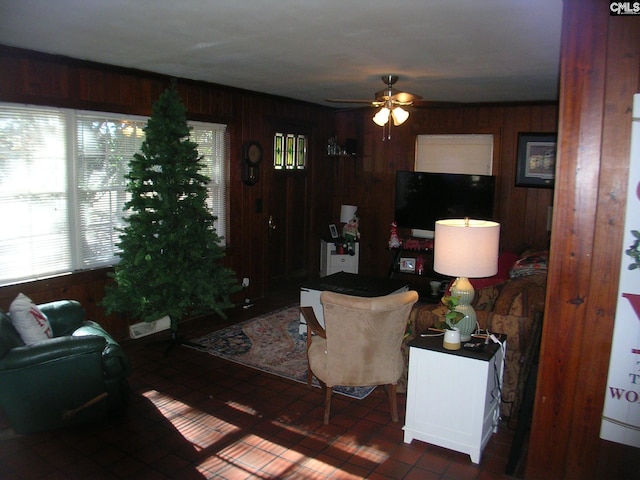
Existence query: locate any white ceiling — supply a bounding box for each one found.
[0,0,563,106]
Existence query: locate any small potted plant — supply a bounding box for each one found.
[436,295,465,350]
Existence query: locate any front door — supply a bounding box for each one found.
[266,131,309,291]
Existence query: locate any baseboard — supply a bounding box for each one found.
[129,316,171,339]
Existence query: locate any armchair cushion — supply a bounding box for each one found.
[9,293,53,344]
[0,335,106,371]
[74,320,131,377]
[307,337,328,381]
[40,300,85,336]
[0,312,25,358]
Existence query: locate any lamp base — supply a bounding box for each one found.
[450,277,477,342]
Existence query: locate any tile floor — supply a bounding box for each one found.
[0,286,526,479]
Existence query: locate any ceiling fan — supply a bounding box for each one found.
[326,75,421,136]
[326,74,421,108]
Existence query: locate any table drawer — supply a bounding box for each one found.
[329,254,356,269]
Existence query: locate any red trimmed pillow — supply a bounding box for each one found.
[510,250,549,278]
[9,293,53,344]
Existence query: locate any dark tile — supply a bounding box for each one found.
[0,286,520,480]
[373,458,413,478]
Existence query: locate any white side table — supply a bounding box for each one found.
[403,335,506,464]
[320,239,358,277]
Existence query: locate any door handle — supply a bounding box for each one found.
[268,215,277,230]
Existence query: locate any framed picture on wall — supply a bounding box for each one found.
[516,132,557,188]
[329,224,339,239]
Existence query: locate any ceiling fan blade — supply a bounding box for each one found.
[326,98,376,104]
[374,88,422,103]
[391,91,422,104]
[411,99,464,108]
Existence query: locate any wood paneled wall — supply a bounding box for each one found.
[526,3,640,479]
[330,102,557,278]
[0,46,557,339]
[0,46,335,338]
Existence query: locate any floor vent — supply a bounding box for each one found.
[129,316,171,339]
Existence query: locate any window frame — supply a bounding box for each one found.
[0,102,228,286]
[273,131,307,170]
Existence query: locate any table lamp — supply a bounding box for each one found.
[434,218,500,341]
[340,205,358,224]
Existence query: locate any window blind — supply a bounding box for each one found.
[0,105,71,283]
[75,114,146,269]
[190,121,228,245]
[0,103,228,286]
[415,134,494,175]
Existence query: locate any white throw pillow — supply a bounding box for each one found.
[9,293,53,344]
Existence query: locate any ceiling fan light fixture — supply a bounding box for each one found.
[391,106,409,126]
[373,107,390,126]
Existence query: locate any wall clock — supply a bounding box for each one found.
[242,141,262,185]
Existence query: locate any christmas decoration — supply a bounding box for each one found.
[342,215,360,256]
[389,221,401,248]
[102,83,240,348]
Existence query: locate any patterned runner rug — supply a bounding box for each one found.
[186,305,375,399]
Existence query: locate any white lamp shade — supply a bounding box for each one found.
[340,205,358,223]
[391,107,409,126]
[434,219,500,278]
[373,107,390,126]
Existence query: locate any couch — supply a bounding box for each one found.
[0,298,131,433]
[402,251,548,420]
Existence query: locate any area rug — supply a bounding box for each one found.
[186,305,376,399]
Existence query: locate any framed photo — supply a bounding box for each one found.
[399,257,416,273]
[516,132,557,188]
[328,224,339,239]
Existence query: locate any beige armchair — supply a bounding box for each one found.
[301,290,419,424]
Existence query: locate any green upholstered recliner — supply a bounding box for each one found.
[0,300,131,434]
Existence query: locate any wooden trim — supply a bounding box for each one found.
[526,2,640,478]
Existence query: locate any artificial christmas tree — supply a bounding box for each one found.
[103,83,240,347]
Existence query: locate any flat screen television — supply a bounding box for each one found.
[394,170,496,238]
